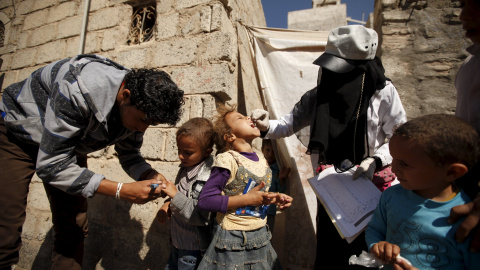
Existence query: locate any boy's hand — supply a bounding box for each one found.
[393,257,418,270]
[448,193,480,252]
[370,241,401,265]
[157,201,171,224]
[161,180,178,198]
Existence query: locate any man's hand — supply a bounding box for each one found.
[157,201,171,224]
[250,109,270,132]
[448,193,480,252]
[353,157,376,180]
[370,241,401,265]
[120,179,165,204]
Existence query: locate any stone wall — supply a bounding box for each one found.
[288,3,347,31]
[375,0,471,119]
[0,0,266,269]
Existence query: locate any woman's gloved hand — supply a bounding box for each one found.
[250,109,270,132]
[352,157,376,180]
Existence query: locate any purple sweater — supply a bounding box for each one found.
[197,152,259,213]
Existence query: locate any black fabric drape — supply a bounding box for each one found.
[307,57,387,166]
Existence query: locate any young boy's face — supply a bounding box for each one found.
[389,135,450,198]
[225,111,260,140]
[177,135,209,167]
[460,0,480,45]
[262,142,276,165]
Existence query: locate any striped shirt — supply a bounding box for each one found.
[0,55,152,198]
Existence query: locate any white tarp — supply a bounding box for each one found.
[242,24,329,268]
[244,24,329,224]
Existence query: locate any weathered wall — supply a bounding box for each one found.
[0,0,266,269]
[375,0,471,119]
[288,4,347,31]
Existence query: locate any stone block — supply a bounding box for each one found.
[83,31,102,54]
[101,26,129,51]
[12,14,26,26]
[211,2,224,31]
[17,66,40,82]
[141,128,167,160]
[164,129,179,162]
[189,95,205,118]
[200,6,212,32]
[383,55,410,79]
[1,6,14,19]
[29,23,57,47]
[23,9,49,30]
[188,94,216,119]
[0,53,11,72]
[57,15,82,39]
[202,94,216,119]
[202,32,236,62]
[413,37,441,53]
[382,10,411,22]
[16,31,30,50]
[151,38,198,67]
[32,0,56,12]
[89,0,109,12]
[181,9,202,36]
[35,40,66,65]
[156,0,175,14]
[10,48,37,69]
[156,13,179,40]
[115,46,150,69]
[381,35,411,50]
[288,4,347,31]
[381,25,410,35]
[0,0,12,9]
[171,63,236,101]
[382,0,398,8]
[16,0,34,15]
[177,0,211,10]
[148,160,182,184]
[65,36,81,57]
[87,6,121,31]
[46,1,77,24]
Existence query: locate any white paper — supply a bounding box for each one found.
[308,167,382,240]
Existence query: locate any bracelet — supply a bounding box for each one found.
[115,183,123,199]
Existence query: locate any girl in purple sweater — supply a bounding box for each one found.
[197,104,292,269]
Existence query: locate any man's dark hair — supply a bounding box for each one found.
[393,114,480,169]
[124,69,184,126]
